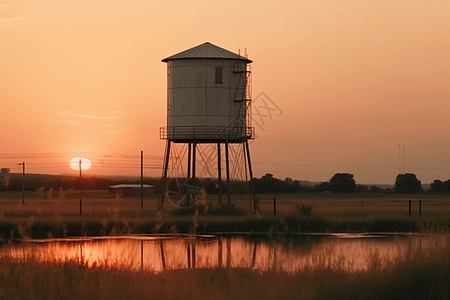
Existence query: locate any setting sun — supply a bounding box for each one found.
[69,157,92,171]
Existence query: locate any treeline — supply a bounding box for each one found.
[430,180,450,193]
[254,173,450,194]
[2,168,450,195]
[253,173,385,194]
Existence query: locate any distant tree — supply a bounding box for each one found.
[430,180,443,192]
[314,182,330,192]
[394,173,422,193]
[442,180,450,192]
[430,179,450,193]
[259,173,284,193]
[370,185,383,193]
[284,177,293,186]
[328,173,356,193]
[254,174,309,193]
[292,180,302,192]
[263,173,274,180]
[355,184,369,193]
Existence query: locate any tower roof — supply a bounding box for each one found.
[162,42,252,63]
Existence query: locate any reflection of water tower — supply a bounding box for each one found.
[160,42,256,211]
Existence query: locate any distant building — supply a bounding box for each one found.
[108,184,154,198]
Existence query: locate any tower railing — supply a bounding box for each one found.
[160,126,254,142]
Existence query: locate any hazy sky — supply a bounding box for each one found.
[1,0,449,184]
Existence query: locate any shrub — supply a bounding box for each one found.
[207,203,248,216]
[297,204,313,216]
[169,203,248,217]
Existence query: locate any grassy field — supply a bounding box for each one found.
[2,190,450,215]
[1,191,450,299]
[0,191,450,238]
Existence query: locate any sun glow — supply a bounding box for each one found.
[70,157,92,171]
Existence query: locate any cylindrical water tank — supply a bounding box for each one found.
[161,42,252,142]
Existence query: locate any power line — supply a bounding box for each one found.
[1,153,448,173]
[253,161,449,171]
[0,152,162,157]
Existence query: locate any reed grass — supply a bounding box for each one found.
[0,234,449,300]
[1,210,450,239]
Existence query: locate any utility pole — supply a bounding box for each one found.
[18,162,25,206]
[403,145,406,173]
[141,150,144,209]
[79,159,82,215]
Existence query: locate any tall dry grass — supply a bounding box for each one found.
[1,192,450,238]
[0,234,449,300]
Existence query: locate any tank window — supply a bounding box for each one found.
[215,67,223,84]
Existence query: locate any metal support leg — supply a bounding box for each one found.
[217,143,222,204]
[192,142,197,179]
[187,143,192,178]
[245,140,257,213]
[225,142,231,205]
[160,140,171,210]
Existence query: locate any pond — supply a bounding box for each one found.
[0,233,445,273]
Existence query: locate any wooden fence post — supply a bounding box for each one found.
[93,193,95,217]
[273,198,277,216]
[419,199,422,216]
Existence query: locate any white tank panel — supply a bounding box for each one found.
[168,59,244,129]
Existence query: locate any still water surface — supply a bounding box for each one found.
[0,233,442,273]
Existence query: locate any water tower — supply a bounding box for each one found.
[160,42,256,211]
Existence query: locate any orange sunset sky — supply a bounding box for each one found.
[1,0,449,184]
